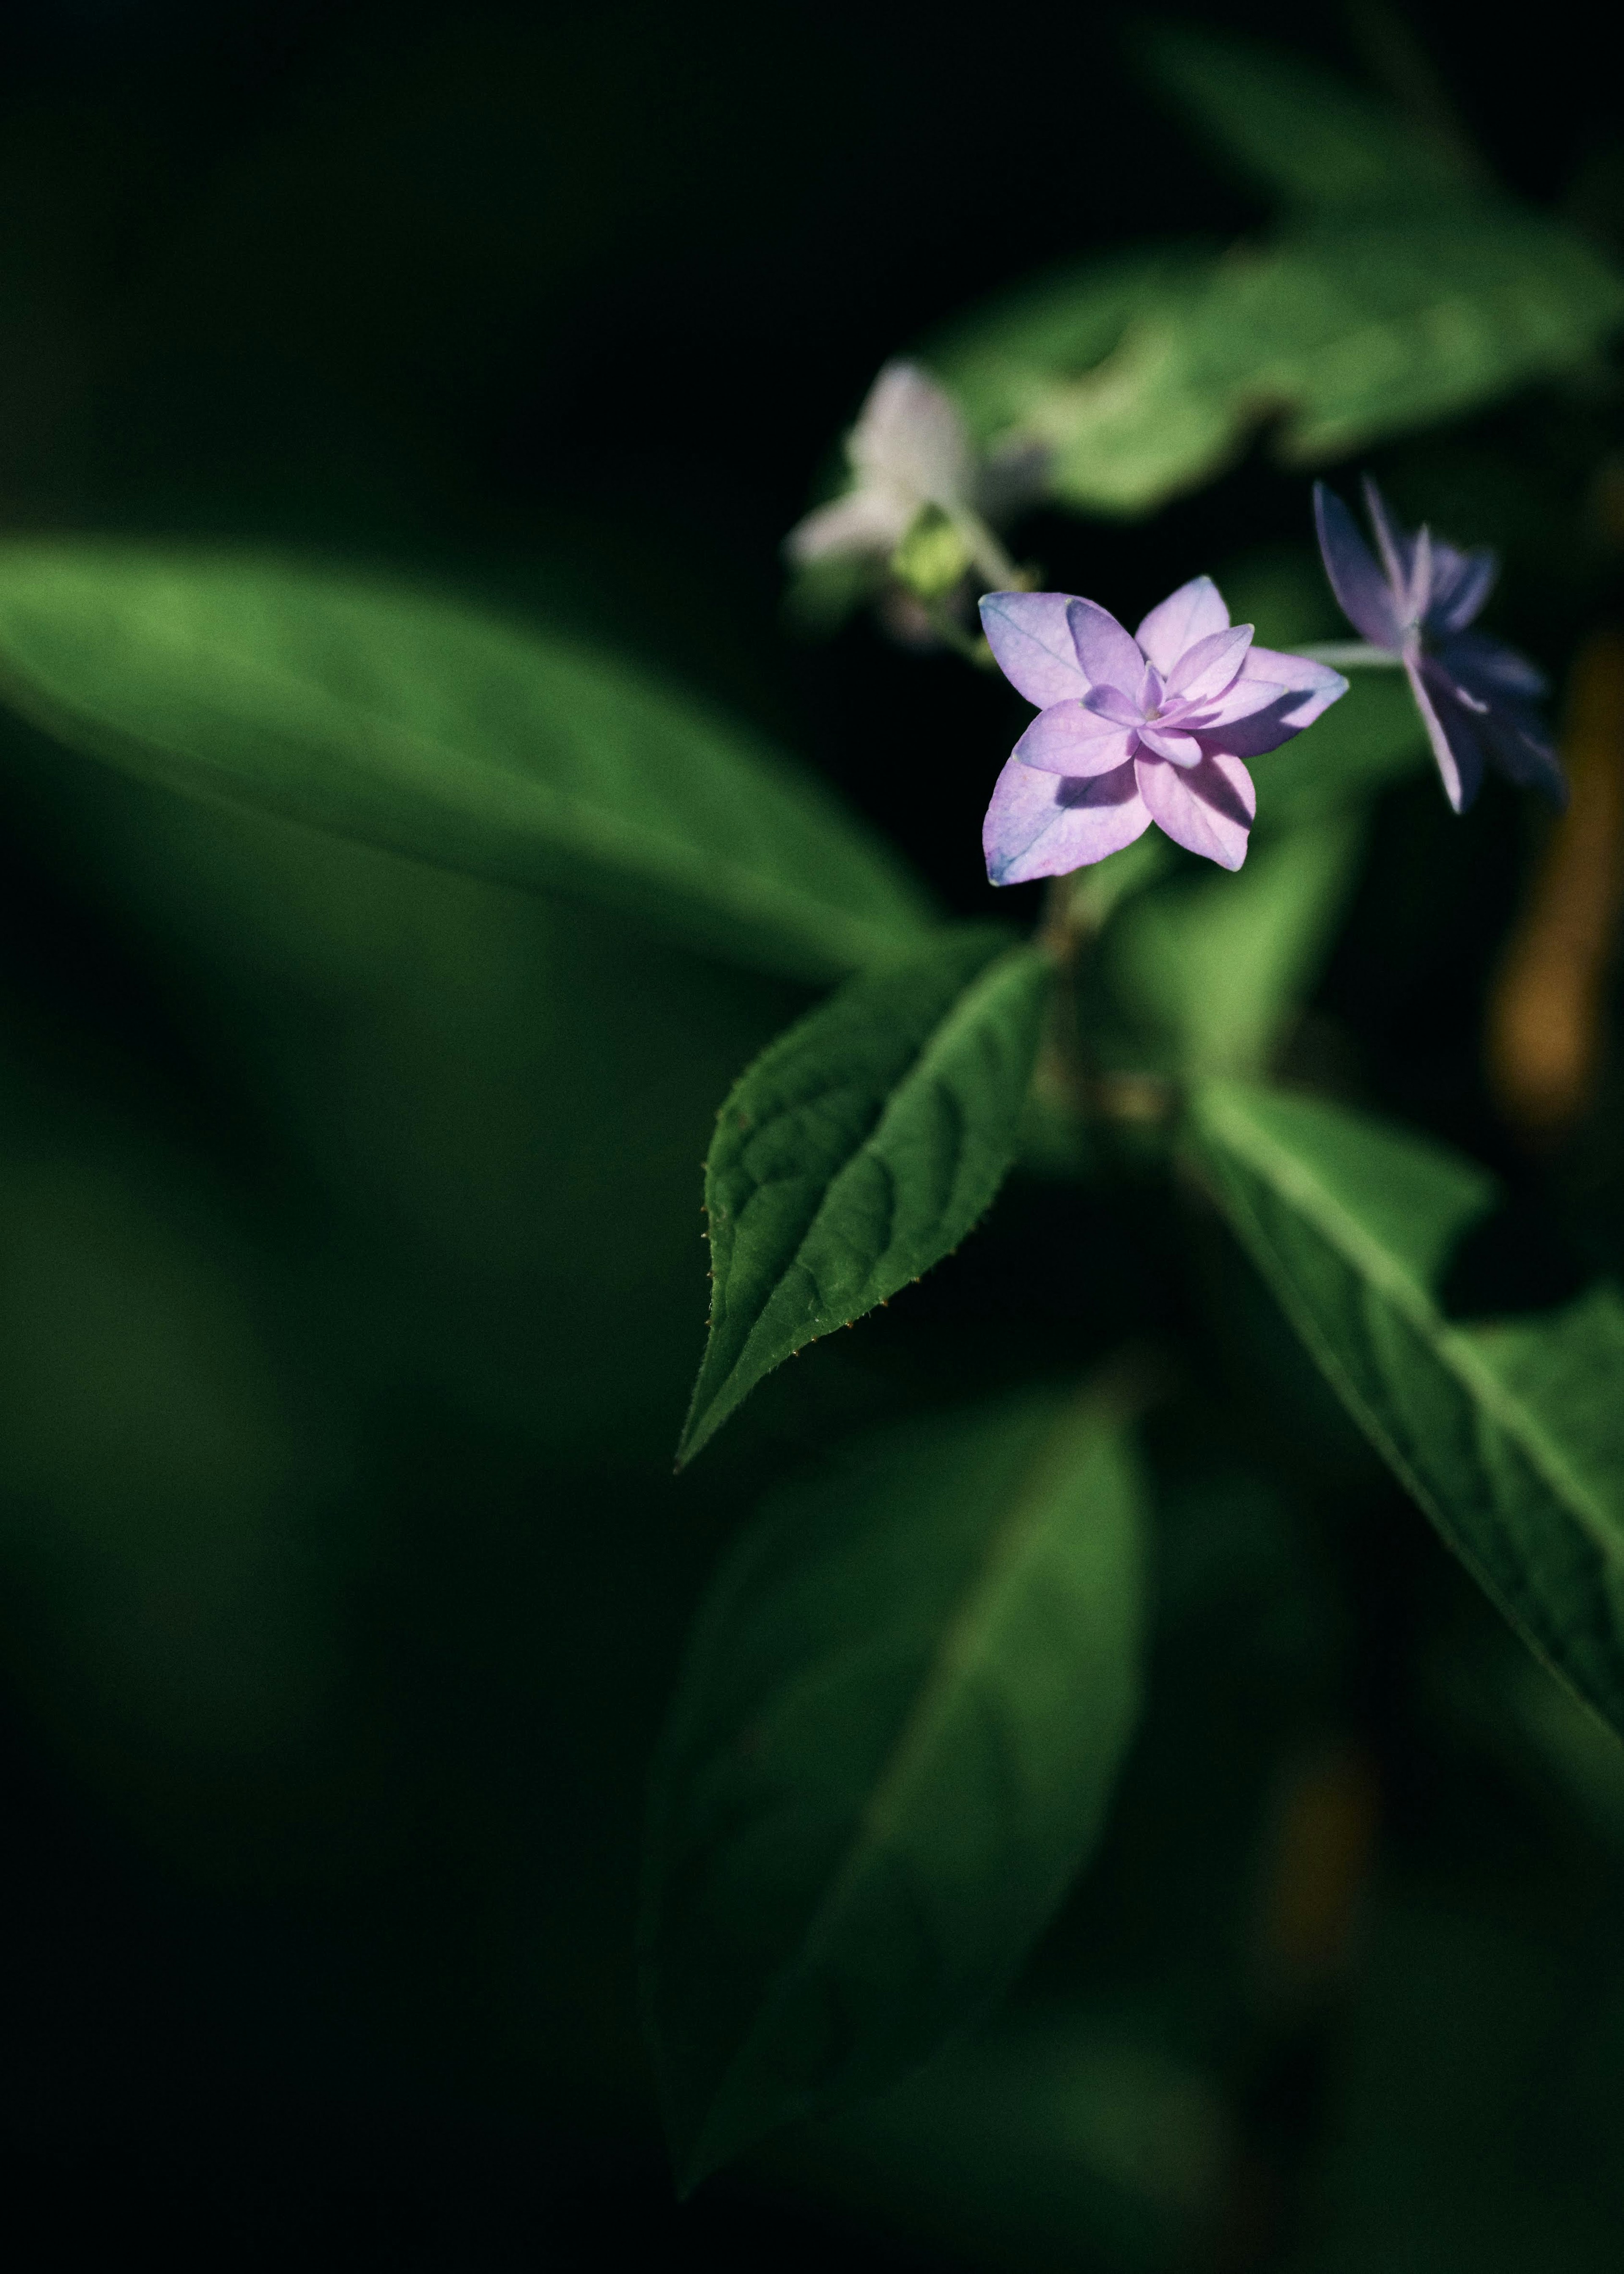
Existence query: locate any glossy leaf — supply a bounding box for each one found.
[1190,1081,1624,1735]
[643,1384,1149,2187]
[0,541,935,983]
[678,926,1052,1465]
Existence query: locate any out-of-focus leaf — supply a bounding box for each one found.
[0,542,936,983]
[1189,1082,1624,1737]
[933,218,1623,518]
[678,926,1052,1465]
[1107,813,1365,1077]
[798,2004,1229,2273]
[642,1384,1149,2189]
[1141,24,1486,217]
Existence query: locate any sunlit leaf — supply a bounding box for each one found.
[678,926,1052,1465]
[1190,1081,1624,1736]
[932,219,1623,519]
[643,1383,1149,2187]
[0,541,936,983]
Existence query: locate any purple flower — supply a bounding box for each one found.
[979,578,1347,882]
[1314,477,1563,813]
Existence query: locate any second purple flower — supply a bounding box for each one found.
[980,579,1347,882]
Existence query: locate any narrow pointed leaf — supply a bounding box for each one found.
[1190,1080,1624,1734]
[678,926,1052,1464]
[0,541,935,982]
[643,1383,1149,2188]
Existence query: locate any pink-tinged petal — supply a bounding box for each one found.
[1066,597,1145,693]
[1179,674,1293,729]
[1082,683,1144,728]
[1138,726,1204,768]
[1012,704,1138,777]
[1165,622,1254,703]
[1427,540,1497,636]
[1208,645,1349,751]
[785,485,911,564]
[1136,750,1255,870]
[1135,574,1230,672]
[1314,483,1401,649]
[979,591,1088,707]
[983,755,1151,884]
[1410,656,1484,813]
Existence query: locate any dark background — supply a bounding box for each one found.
[0,2,1618,2265]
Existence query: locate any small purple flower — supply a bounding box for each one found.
[979,578,1347,881]
[1314,477,1563,813]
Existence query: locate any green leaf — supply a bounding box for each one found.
[1106,813,1366,1077]
[1141,24,1487,217]
[932,217,1624,519]
[1189,1081,1624,1736]
[642,1383,1149,2188]
[678,926,1053,1465]
[0,541,936,983]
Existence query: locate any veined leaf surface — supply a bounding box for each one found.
[678,926,1052,1464]
[1191,1081,1624,1734]
[644,1384,1148,2187]
[0,541,935,982]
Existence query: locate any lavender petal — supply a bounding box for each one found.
[1135,574,1230,673]
[983,755,1152,884]
[1136,750,1256,871]
[979,592,1089,707]
[1013,705,1138,778]
[1410,656,1485,813]
[1314,483,1402,650]
[1066,597,1147,695]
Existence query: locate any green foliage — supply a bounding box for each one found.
[642,1384,1149,2187]
[1190,1082,1624,1738]
[924,30,1624,522]
[1139,23,1487,216]
[678,926,1052,1464]
[0,541,935,983]
[1106,813,1366,1078]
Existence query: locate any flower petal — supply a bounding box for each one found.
[979,591,1088,707]
[1013,704,1138,777]
[1136,750,1255,870]
[1066,597,1146,694]
[1410,656,1484,813]
[785,486,911,564]
[1165,622,1254,703]
[1361,477,1419,611]
[983,755,1151,884]
[1179,675,1292,729]
[1138,726,1204,768]
[1135,574,1230,672]
[1082,683,1144,728]
[1439,629,1547,701]
[851,361,971,508]
[1314,482,1401,649]
[1426,540,1497,637]
[1202,645,1349,752]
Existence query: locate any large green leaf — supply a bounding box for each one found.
[1189,1082,1624,1735]
[0,541,935,982]
[1141,24,1486,217]
[642,1383,1148,2188]
[1105,813,1365,1078]
[678,926,1052,1464]
[932,217,1623,519]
